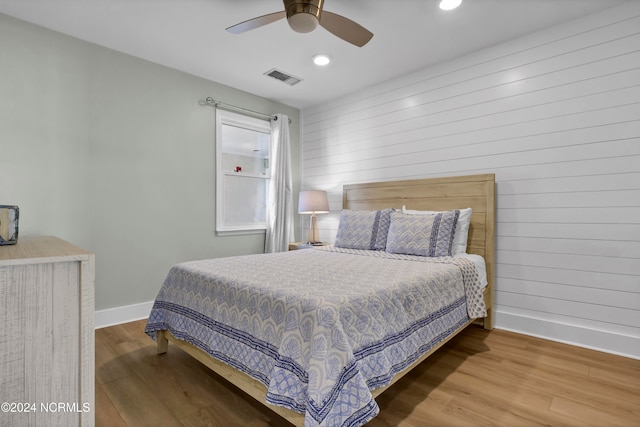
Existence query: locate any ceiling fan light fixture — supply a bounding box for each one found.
[312,54,331,66]
[226,0,372,47]
[288,13,320,33]
[285,0,323,33]
[439,0,462,11]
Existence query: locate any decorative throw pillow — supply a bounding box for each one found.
[386,210,460,257]
[402,206,471,255]
[334,208,394,250]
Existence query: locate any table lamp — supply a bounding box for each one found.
[298,190,329,244]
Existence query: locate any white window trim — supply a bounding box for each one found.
[215,109,271,236]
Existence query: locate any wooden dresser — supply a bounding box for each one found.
[0,236,95,426]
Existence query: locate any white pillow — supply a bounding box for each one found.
[401,206,472,255]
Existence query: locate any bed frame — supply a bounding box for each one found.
[155,173,495,426]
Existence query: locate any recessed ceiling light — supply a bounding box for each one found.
[312,54,331,66]
[439,0,462,11]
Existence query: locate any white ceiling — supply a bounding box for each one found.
[0,0,627,109]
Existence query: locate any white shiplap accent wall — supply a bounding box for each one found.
[301,3,640,358]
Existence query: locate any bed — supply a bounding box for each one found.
[145,173,495,426]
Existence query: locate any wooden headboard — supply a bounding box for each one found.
[343,173,495,329]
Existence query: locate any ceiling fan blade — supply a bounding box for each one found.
[226,11,286,34]
[319,11,373,47]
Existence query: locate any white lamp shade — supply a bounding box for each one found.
[298,190,329,214]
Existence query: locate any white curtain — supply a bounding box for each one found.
[265,113,293,253]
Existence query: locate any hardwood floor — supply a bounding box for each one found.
[96,320,640,426]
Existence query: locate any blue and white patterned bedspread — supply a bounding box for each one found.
[145,246,486,427]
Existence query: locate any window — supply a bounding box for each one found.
[216,109,271,235]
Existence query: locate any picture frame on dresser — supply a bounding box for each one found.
[0,205,19,245]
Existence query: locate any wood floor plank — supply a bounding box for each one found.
[588,364,640,392]
[102,375,184,427]
[95,322,640,426]
[497,358,640,416]
[95,383,128,427]
[549,395,638,426]
[95,332,132,385]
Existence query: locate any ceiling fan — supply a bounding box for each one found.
[226,0,373,47]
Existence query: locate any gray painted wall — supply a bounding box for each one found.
[0,13,301,311]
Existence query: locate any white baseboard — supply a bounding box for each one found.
[495,309,640,360]
[95,300,154,329]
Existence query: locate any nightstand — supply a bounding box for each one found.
[288,242,327,250]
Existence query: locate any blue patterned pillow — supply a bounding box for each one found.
[386,210,460,257]
[334,209,394,250]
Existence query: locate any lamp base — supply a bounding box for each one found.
[307,213,321,244]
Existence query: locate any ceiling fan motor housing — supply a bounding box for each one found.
[284,0,323,33]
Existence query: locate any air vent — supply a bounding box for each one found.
[264,68,303,86]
